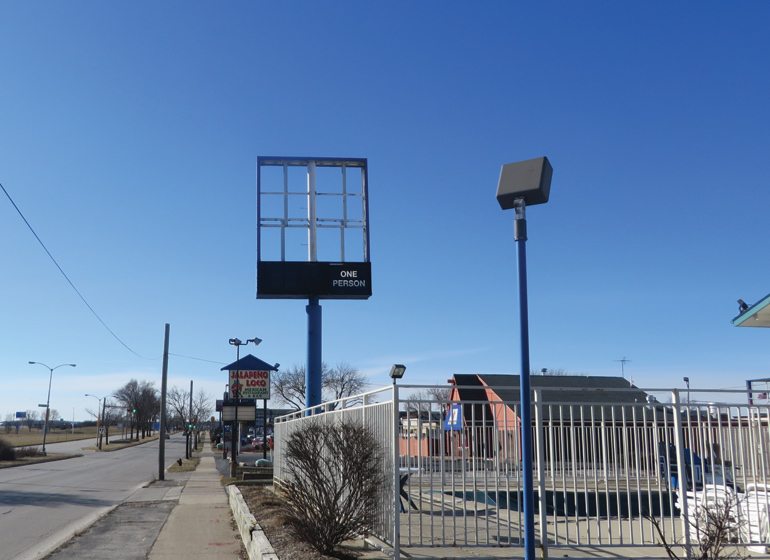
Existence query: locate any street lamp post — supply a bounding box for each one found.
[29,361,76,455]
[389,364,406,560]
[84,394,105,449]
[85,393,102,449]
[683,377,691,405]
[496,156,553,560]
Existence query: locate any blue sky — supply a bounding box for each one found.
[1,2,769,420]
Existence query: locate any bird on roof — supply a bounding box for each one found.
[738,299,750,313]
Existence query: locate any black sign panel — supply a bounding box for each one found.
[222,398,257,407]
[257,261,372,300]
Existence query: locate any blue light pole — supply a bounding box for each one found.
[496,156,553,560]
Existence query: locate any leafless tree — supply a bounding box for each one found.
[49,409,61,423]
[533,368,570,376]
[114,379,158,440]
[167,386,211,429]
[272,364,325,410]
[272,363,367,411]
[281,419,384,555]
[24,410,38,432]
[325,362,367,404]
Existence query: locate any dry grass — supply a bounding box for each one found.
[1,426,99,447]
[167,456,200,472]
[0,452,81,469]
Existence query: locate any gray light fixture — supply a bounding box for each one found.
[389,364,406,380]
[496,156,553,209]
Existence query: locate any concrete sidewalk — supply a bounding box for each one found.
[148,435,242,559]
[43,433,243,560]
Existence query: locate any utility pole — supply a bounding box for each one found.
[187,379,193,459]
[159,323,169,481]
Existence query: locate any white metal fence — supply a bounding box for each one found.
[274,385,770,556]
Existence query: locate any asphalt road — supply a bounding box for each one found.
[0,434,187,560]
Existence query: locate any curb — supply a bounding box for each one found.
[227,484,279,560]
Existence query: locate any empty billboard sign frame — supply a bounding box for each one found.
[256,156,372,300]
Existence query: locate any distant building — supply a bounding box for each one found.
[399,373,657,462]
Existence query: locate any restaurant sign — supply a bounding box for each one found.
[229,369,271,400]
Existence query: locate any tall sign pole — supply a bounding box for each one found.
[496,156,553,560]
[158,323,170,481]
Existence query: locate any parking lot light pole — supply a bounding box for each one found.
[29,361,76,455]
[389,364,406,560]
[496,156,553,560]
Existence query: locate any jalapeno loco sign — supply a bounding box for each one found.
[229,369,270,400]
[221,355,278,402]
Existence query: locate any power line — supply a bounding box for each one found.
[168,352,226,365]
[1,181,155,360]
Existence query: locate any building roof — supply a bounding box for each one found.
[733,292,770,328]
[452,373,657,422]
[220,354,279,372]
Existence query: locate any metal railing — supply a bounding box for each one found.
[274,385,770,557]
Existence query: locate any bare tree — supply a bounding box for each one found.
[192,390,212,425]
[114,380,158,440]
[167,386,190,428]
[167,386,211,429]
[272,364,326,410]
[532,368,570,376]
[272,363,367,411]
[24,410,38,432]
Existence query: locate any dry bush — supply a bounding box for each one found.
[14,446,44,458]
[0,438,15,460]
[281,419,384,555]
[646,493,748,560]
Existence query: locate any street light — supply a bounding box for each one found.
[85,394,105,449]
[28,361,76,455]
[228,337,262,361]
[496,155,553,560]
[683,377,691,405]
[389,364,407,384]
[389,363,406,559]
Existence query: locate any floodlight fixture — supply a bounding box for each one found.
[389,364,407,380]
[496,156,553,209]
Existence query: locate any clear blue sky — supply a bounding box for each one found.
[1,2,769,420]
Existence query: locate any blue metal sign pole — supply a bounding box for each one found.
[515,198,536,560]
[306,297,322,412]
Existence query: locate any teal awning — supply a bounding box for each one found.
[733,293,770,328]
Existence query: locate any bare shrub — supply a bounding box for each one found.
[646,492,748,559]
[281,419,384,555]
[0,438,15,461]
[15,446,44,458]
